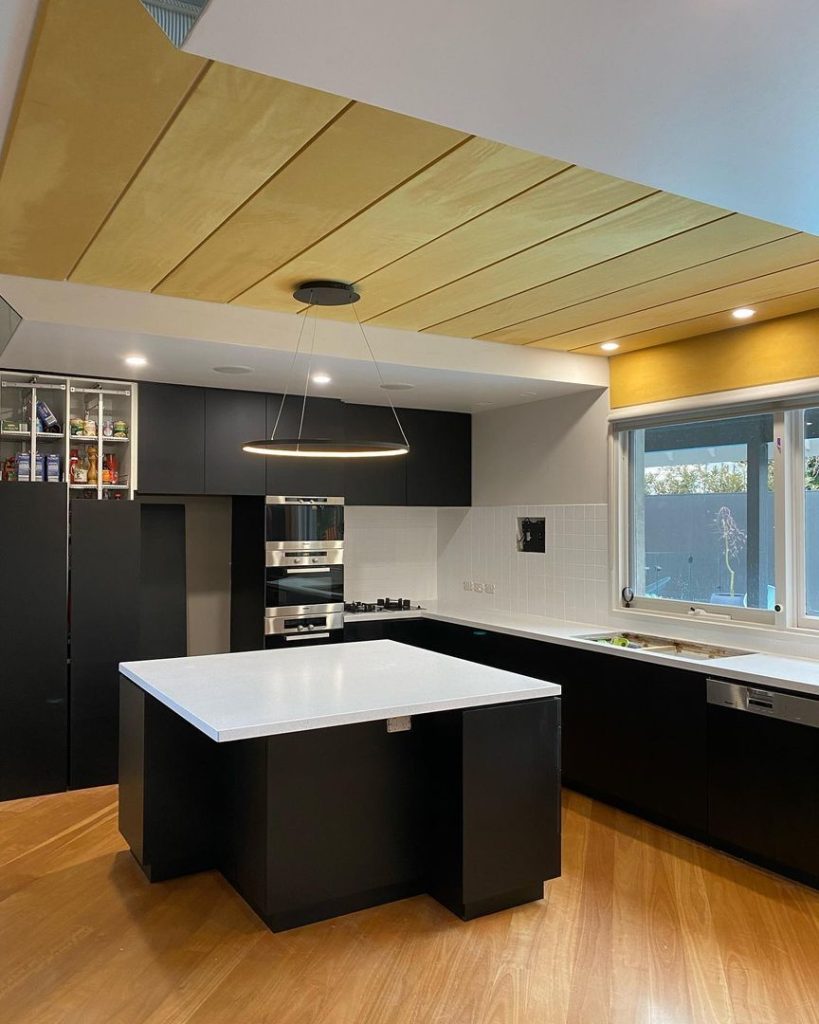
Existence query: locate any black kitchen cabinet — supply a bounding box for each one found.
[265,394,345,497]
[342,403,407,505]
[205,388,267,496]
[70,501,141,789]
[70,501,187,789]
[0,483,68,800]
[403,408,471,506]
[138,382,205,495]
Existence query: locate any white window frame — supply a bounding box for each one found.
[794,405,819,630]
[610,407,787,628]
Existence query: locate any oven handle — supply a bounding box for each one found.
[284,567,331,574]
[285,632,330,641]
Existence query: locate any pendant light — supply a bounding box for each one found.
[242,281,410,458]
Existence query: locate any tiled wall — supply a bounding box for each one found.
[344,506,438,602]
[436,504,610,623]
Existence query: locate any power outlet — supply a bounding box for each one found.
[463,580,495,594]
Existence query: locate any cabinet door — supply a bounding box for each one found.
[0,483,67,799]
[403,408,471,506]
[342,403,407,505]
[560,654,707,835]
[205,388,267,495]
[265,394,345,496]
[70,500,140,789]
[138,382,205,495]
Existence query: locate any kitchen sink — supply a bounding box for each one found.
[581,632,753,660]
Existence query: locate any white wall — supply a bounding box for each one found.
[472,390,609,506]
[344,506,438,603]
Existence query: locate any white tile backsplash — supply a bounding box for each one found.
[344,506,438,602]
[436,504,610,623]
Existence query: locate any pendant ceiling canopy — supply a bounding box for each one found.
[242,281,410,459]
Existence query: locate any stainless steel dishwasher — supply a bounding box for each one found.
[707,678,819,885]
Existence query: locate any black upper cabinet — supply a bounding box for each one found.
[342,403,407,505]
[403,408,471,506]
[265,394,345,496]
[0,483,67,799]
[205,389,267,496]
[138,382,205,495]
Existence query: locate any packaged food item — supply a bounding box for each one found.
[102,417,114,438]
[15,452,30,481]
[34,452,44,481]
[73,451,88,484]
[113,420,128,438]
[83,417,97,438]
[70,417,85,436]
[36,400,61,433]
[46,453,61,482]
[103,453,119,484]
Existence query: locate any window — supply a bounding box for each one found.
[616,400,819,629]
[627,413,775,615]
[804,407,819,621]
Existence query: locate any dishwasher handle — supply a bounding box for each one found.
[707,677,819,728]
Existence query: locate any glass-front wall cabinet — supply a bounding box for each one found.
[0,371,136,499]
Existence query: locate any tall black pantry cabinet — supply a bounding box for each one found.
[0,483,68,800]
[69,501,188,790]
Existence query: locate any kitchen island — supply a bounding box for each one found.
[118,641,561,932]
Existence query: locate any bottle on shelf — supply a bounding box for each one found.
[68,449,79,484]
[87,446,98,485]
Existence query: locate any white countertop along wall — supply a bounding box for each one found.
[345,604,819,697]
[120,640,560,742]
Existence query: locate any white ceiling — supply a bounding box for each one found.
[185,0,819,235]
[0,276,606,412]
[0,1,39,150]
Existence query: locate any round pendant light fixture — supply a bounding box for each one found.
[242,281,410,459]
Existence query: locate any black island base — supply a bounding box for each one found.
[119,677,561,932]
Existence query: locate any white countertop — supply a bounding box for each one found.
[120,640,561,743]
[345,606,819,696]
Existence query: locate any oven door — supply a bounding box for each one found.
[264,563,344,615]
[264,611,344,648]
[265,496,344,546]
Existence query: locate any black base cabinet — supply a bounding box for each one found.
[0,483,68,800]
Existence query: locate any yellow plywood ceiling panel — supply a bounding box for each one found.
[483,230,816,345]
[0,0,206,280]
[349,168,655,323]
[436,215,794,341]
[370,193,726,333]
[71,66,347,291]
[529,259,819,350]
[609,307,819,407]
[232,139,568,313]
[156,104,466,303]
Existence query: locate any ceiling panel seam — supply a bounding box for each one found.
[472,228,803,340]
[346,163,577,288]
[66,58,214,282]
[149,98,357,295]
[526,257,819,347]
[564,283,819,352]
[360,189,665,326]
[226,132,478,305]
[415,210,735,337]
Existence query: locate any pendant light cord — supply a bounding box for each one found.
[270,291,313,441]
[297,301,319,450]
[351,299,410,449]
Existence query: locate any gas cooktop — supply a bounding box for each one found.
[344,600,425,614]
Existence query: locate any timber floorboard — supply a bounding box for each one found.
[0,787,817,1024]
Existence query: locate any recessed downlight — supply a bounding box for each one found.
[380,382,415,391]
[312,373,332,385]
[125,355,147,367]
[732,307,755,320]
[600,341,620,352]
[213,365,253,374]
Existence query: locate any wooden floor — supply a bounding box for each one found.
[1,788,817,1024]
